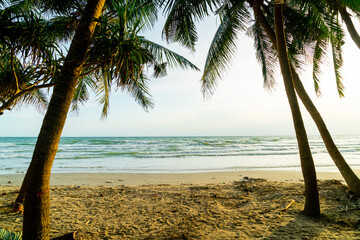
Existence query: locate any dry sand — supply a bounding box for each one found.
[0,170,360,239]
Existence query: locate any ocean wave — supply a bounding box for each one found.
[2,136,360,174]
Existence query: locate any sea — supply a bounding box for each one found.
[0,136,360,175]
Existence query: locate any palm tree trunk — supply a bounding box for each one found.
[22,0,105,239]
[291,67,360,196]
[274,1,320,216]
[252,0,360,196]
[13,173,27,211]
[339,6,360,49]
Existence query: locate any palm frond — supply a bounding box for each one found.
[106,0,158,31]
[285,0,347,96]
[71,75,94,114]
[0,5,67,67]
[201,3,250,97]
[96,73,111,120]
[152,62,167,78]
[330,19,345,97]
[284,0,328,72]
[0,0,10,7]
[247,22,277,90]
[0,228,22,240]
[26,0,86,15]
[312,39,327,96]
[336,0,360,14]
[45,15,78,43]
[119,73,154,111]
[140,39,199,71]
[161,0,219,51]
[20,88,48,113]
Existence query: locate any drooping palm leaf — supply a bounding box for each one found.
[19,88,48,113]
[139,39,199,70]
[96,72,111,119]
[247,22,277,90]
[71,75,95,114]
[201,2,250,97]
[312,38,327,96]
[118,73,154,111]
[161,0,220,51]
[283,0,347,96]
[106,0,158,32]
[284,0,328,72]
[329,15,345,97]
[80,0,199,118]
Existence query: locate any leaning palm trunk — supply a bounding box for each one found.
[338,6,360,49]
[291,67,360,196]
[252,0,360,196]
[22,0,105,239]
[274,1,320,216]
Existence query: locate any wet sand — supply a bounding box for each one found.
[0,169,350,186]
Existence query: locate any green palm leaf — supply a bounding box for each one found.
[312,39,327,96]
[71,75,95,114]
[118,73,154,111]
[140,39,199,71]
[0,228,22,240]
[336,0,360,13]
[329,15,345,97]
[161,0,219,51]
[107,0,158,32]
[1,0,199,117]
[201,2,250,97]
[96,72,111,119]
[247,22,277,90]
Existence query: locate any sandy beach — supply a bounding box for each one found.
[0,169,353,187]
[1,170,360,239]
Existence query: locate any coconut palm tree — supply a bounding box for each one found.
[22,0,106,237]
[11,0,199,211]
[214,0,321,216]
[15,0,199,238]
[160,0,360,199]
[159,0,360,214]
[273,0,319,215]
[1,0,198,117]
[160,0,320,215]
[250,0,360,195]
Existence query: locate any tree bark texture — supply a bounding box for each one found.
[251,0,360,196]
[22,0,105,239]
[274,3,320,216]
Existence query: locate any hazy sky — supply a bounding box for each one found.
[1,16,360,137]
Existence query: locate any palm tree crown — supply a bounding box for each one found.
[0,0,200,116]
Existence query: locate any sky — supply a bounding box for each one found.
[1,15,360,137]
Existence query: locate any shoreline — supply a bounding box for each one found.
[0,169,352,186]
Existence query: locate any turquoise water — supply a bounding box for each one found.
[0,136,360,174]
